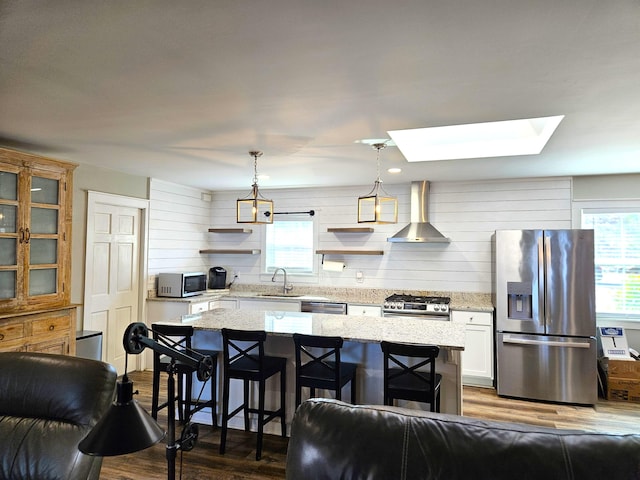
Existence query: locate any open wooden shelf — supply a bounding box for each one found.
[208,228,253,233]
[315,249,383,256]
[200,249,261,255]
[327,227,374,233]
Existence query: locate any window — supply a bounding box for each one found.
[264,220,315,274]
[581,208,640,318]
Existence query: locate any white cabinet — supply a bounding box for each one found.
[347,304,382,316]
[148,297,216,322]
[190,300,210,314]
[237,298,300,312]
[452,310,494,387]
[209,298,238,310]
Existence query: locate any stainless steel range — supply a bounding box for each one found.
[383,294,451,321]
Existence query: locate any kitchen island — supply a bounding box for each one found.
[161,308,466,435]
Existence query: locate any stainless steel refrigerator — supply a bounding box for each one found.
[493,229,597,405]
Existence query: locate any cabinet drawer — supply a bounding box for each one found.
[190,301,210,314]
[0,321,26,344]
[452,311,493,326]
[31,315,71,337]
[347,304,382,316]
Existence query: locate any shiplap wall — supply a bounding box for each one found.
[147,179,213,291]
[148,177,572,294]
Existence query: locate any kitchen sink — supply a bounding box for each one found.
[256,293,330,301]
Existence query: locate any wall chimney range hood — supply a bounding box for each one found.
[387,181,451,243]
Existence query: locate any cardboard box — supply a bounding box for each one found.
[602,358,640,403]
[607,377,640,403]
[607,358,640,380]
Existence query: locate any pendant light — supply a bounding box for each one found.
[357,142,398,224]
[237,150,274,224]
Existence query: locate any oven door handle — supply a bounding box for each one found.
[383,312,450,321]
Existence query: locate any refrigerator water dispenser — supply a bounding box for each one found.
[507,281,532,320]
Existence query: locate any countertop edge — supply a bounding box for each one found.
[147,290,494,313]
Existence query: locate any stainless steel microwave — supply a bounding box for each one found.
[157,272,207,298]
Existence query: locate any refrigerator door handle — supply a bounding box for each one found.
[502,336,592,349]
[537,234,545,326]
[543,234,551,325]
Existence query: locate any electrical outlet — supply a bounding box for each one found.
[356,271,364,283]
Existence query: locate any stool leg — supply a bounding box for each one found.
[151,368,160,419]
[295,380,302,409]
[176,374,184,423]
[280,366,286,437]
[256,378,266,461]
[243,379,250,431]
[210,363,217,427]
[185,371,193,423]
[351,378,356,404]
[219,375,230,454]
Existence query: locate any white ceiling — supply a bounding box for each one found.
[1,0,639,191]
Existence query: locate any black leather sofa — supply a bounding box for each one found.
[0,352,117,480]
[286,398,640,480]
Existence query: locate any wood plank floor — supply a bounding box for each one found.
[99,370,640,480]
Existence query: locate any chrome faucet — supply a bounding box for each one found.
[271,268,293,294]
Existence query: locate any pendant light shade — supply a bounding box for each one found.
[357,143,398,224]
[237,150,274,224]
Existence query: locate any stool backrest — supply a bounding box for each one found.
[380,341,440,402]
[293,333,344,379]
[151,323,195,369]
[151,323,194,348]
[222,328,268,371]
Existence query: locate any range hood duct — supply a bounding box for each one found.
[387,181,451,243]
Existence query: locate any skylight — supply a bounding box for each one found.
[388,115,564,162]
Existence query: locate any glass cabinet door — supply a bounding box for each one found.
[27,173,63,301]
[0,168,18,302]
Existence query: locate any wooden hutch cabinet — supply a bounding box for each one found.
[0,148,77,355]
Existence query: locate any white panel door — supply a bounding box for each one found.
[84,194,144,374]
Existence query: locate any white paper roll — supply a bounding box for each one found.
[322,260,345,272]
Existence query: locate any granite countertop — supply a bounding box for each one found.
[449,294,494,313]
[173,308,466,350]
[147,286,495,313]
[147,290,231,303]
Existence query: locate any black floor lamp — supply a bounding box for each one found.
[79,322,214,480]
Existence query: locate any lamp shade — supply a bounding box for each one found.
[236,150,274,224]
[357,142,398,224]
[237,189,274,224]
[79,377,165,456]
[357,186,398,224]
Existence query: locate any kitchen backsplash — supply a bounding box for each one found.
[147,177,572,296]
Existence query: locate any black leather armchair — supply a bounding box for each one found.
[0,352,117,480]
[286,398,640,480]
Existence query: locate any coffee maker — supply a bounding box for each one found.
[208,267,227,289]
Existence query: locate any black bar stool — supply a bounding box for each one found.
[293,333,357,408]
[220,328,287,461]
[151,323,219,425]
[380,341,442,412]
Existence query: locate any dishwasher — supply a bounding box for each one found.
[301,301,347,315]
